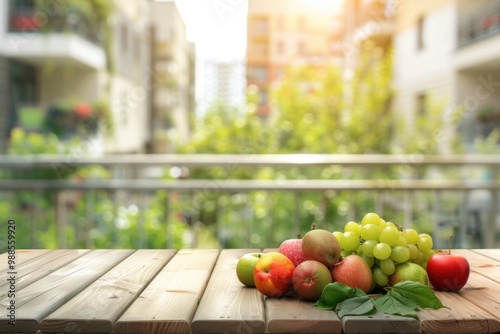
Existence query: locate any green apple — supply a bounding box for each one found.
[236,253,263,287]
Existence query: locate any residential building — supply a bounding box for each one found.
[246,0,344,116]
[392,0,500,151]
[148,1,195,153]
[0,0,151,154]
[201,58,246,115]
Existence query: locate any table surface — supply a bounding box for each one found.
[0,248,499,334]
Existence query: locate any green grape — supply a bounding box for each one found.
[378,218,387,229]
[385,221,397,228]
[379,226,399,246]
[361,239,378,257]
[417,236,433,253]
[394,235,407,247]
[419,233,432,239]
[344,221,361,236]
[342,231,360,252]
[360,253,375,268]
[407,243,419,260]
[390,245,410,263]
[361,212,381,226]
[360,224,381,241]
[412,250,425,264]
[332,231,344,245]
[373,242,391,260]
[373,267,389,286]
[380,258,396,275]
[424,249,437,261]
[404,228,419,244]
[356,246,364,255]
[341,250,351,259]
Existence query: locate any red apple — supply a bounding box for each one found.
[427,250,470,292]
[331,254,373,293]
[292,260,332,301]
[278,234,305,267]
[254,252,295,297]
[236,253,263,287]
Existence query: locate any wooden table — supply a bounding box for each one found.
[0,249,499,334]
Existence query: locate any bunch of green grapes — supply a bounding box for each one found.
[332,212,435,288]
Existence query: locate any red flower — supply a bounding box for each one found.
[74,103,92,118]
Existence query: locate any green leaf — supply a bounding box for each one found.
[374,294,418,318]
[389,281,445,309]
[336,296,375,318]
[315,282,366,310]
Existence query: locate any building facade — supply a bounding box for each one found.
[246,0,343,116]
[0,0,195,154]
[392,0,500,151]
[148,1,195,153]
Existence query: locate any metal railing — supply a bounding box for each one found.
[0,154,499,250]
[457,1,500,48]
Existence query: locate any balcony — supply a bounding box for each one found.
[3,7,106,69]
[0,154,499,251]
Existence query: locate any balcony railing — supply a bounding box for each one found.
[0,154,499,251]
[8,7,104,47]
[457,1,500,48]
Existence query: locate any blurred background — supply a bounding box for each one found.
[0,0,499,252]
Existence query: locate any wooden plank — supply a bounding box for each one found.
[114,249,219,334]
[455,271,500,332]
[0,249,134,333]
[0,249,51,273]
[265,293,342,333]
[191,249,266,334]
[38,249,177,334]
[342,311,420,334]
[0,250,90,300]
[452,249,500,284]
[418,288,498,333]
[472,249,500,262]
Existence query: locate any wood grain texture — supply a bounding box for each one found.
[453,249,500,284]
[0,249,134,333]
[342,311,420,334]
[418,288,496,334]
[191,249,265,334]
[472,249,500,263]
[0,249,90,300]
[0,249,51,273]
[39,249,176,333]
[114,249,219,334]
[266,293,342,333]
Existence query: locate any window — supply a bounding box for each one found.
[416,16,425,50]
[416,93,427,116]
[277,40,285,55]
[247,66,268,82]
[252,17,268,34]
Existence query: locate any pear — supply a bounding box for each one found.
[389,262,429,286]
[330,254,373,293]
[302,226,341,267]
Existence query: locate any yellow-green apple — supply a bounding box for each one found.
[278,234,305,267]
[254,252,295,297]
[292,260,332,301]
[331,254,373,293]
[236,253,263,287]
[426,250,469,291]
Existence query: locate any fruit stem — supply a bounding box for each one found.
[297,233,302,239]
[311,224,317,230]
[448,235,453,255]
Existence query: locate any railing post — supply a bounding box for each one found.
[55,191,67,249]
[485,166,498,248]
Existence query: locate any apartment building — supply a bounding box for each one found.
[392,0,500,150]
[148,1,195,153]
[0,0,195,154]
[246,0,343,116]
[201,59,246,115]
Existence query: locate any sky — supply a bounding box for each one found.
[174,0,248,61]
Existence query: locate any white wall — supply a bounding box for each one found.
[392,4,457,124]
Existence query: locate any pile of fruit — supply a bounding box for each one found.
[236,212,470,302]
